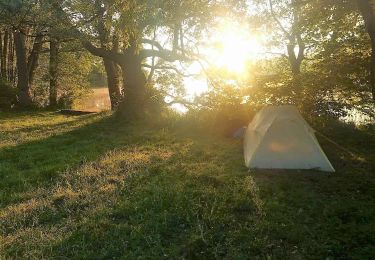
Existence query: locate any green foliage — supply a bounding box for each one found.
[58,51,94,108]
[0,79,16,109]
[0,112,374,258]
[218,0,373,121]
[191,82,255,136]
[31,45,96,109]
[88,63,107,87]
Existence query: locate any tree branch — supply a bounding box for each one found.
[142,64,198,77]
[81,40,124,64]
[147,29,157,83]
[296,33,305,63]
[268,0,291,38]
[142,38,164,50]
[139,48,190,62]
[165,95,197,108]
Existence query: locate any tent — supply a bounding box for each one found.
[244,105,335,172]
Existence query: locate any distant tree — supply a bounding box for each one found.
[0,0,44,106]
[0,0,98,108]
[251,0,308,77]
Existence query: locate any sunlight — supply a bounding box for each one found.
[180,20,263,101]
[208,21,262,74]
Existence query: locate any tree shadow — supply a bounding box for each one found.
[0,113,134,208]
[47,120,375,259]
[1,116,374,258]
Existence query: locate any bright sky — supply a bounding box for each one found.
[183,20,264,98]
[150,19,266,112]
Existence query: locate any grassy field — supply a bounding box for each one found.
[0,111,374,258]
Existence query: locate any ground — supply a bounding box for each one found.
[0,111,374,258]
[74,87,111,112]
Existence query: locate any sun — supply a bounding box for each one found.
[179,20,264,107]
[208,21,262,74]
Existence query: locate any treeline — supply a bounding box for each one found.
[0,29,17,84]
[0,0,225,117]
[0,0,374,123]
[196,0,375,127]
[0,1,104,110]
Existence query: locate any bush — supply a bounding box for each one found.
[0,79,17,109]
[187,84,257,137]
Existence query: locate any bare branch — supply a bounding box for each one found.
[142,38,164,50]
[164,95,197,108]
[81,40,124,64]
[142,64,198,77]
[139,48,190,62]
[268,0,291,38]
[147,29,157,83]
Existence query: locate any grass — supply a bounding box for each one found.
[0,111,374,258]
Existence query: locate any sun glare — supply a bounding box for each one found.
[179,20,264,109]
[208,21,262,74]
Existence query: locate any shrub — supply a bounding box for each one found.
[0,78,17,109]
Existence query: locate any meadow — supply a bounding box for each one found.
[0,111,374,258]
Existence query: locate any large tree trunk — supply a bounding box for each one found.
[49,38,59,107]
[82,38,148,118]
[14,31,32,106]
[118,46,147,119]
[103,58,121,110]
[357,0,375,101]
[94,1,122,110]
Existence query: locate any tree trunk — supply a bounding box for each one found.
[8,32,15,84]
[357,0,375,101]
[82,38,148,118]
[2,30,8,80]
[14,31,32,106]
[103,58,121,109]
[287,34,305,77]
[27,34,43,85]
[118,47,147,119]
[49,38,59,107]
[94,1,123,110]
[0,31,2,79]
[287,44,301,75]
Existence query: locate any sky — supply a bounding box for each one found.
[181,20,266,97]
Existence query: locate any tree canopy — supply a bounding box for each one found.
[0,0,373,122]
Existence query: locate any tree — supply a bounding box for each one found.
[268,0,305,76]
[55,0,244,118]
[49,37,59,107]
[250,0,308,77]
[0,0,46,106]
[357,0,375,101]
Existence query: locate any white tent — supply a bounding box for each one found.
[244,105,335,172]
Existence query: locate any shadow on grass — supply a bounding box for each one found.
[0,113,133,207]
[48,122,375,259]
[311,119,375,173]
[1,115,374,258]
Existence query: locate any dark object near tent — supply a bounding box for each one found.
[233,127,247,139]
